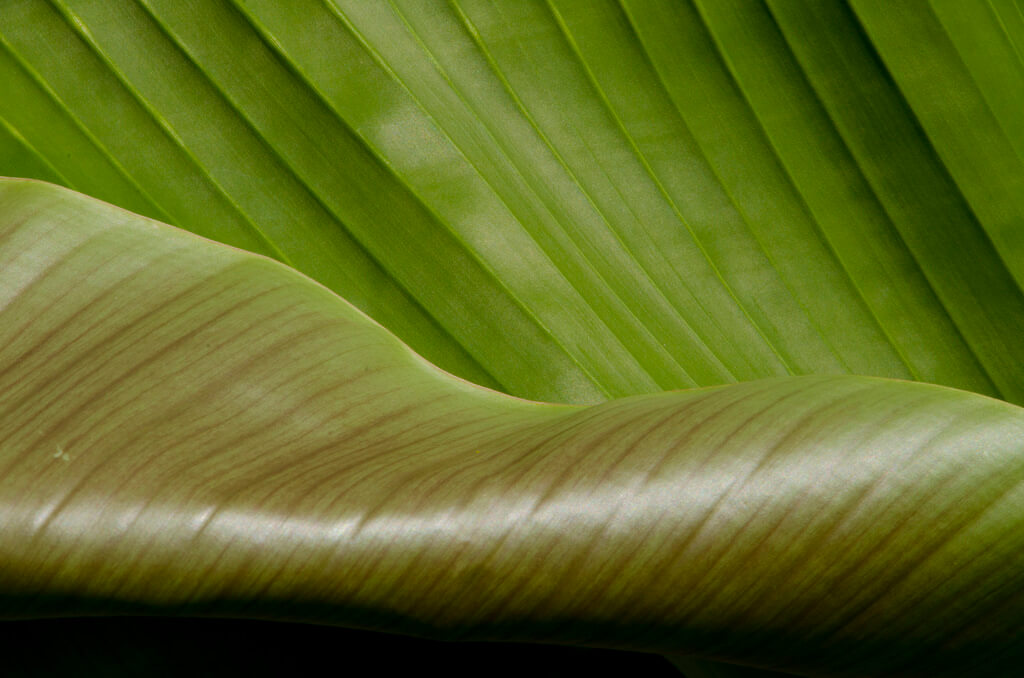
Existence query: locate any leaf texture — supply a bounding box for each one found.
[1,1,1023,404]
[2,180,1024,677]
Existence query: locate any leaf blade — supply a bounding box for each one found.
[3,2,1024,402]
[2,180,1024,676]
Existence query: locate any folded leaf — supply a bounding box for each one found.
[2,180,1023,677]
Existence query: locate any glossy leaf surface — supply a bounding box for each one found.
[2,180,1023,677]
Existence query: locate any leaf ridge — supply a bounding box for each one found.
[617,0,862,376]
[338,0,708,389]
[230,0,614,400]
[543,0,793,379]
[0,31,172,224]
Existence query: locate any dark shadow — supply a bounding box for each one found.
[0,616,679,677]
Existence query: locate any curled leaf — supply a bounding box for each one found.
[1,180,1022,677]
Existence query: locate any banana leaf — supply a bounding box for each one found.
[2,1,1024,676]
[1,179,1023,676]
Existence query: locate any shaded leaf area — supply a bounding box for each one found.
[0,617,679,677]
[2,182,1023,677]
[1,1,1023,403]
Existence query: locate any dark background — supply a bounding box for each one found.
[0,617,679,676]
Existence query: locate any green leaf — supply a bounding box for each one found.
[2,178,1024,676]
[4,2,1024,676]
[2,1,1023,404]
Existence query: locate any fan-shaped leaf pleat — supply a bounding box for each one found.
[2,1,1022,404]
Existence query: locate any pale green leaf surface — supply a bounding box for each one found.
[685,0,992,397]
[2,1,1023,404]
[853,0,1024,289]
[2,180,1024,677]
